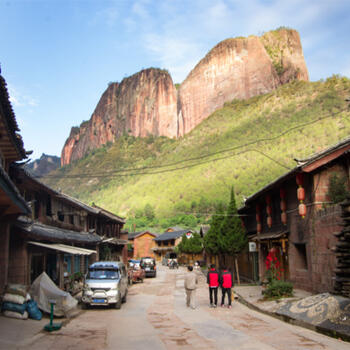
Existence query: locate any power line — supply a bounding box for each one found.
[40,107,349,179]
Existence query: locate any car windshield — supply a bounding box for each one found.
[87,268,119,280]
[141,259,155,266]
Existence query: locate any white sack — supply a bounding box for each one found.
[3,293,25,304]
[29,272,77,317]
[4,310,28,320]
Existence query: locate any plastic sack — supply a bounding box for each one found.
[30,272,77,317]
[26,300,42,320]
[3,293,25,304]
[3,310,28,320]
[5,284,27,298]
[2,301,27,314]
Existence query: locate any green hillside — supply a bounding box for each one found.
[45,76,350,231]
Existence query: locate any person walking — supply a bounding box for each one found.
[207,264,219,308]
[220,267,234,308]
[184,265,198,309]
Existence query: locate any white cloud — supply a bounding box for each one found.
[8,85,38,108]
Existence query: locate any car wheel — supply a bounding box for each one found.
[115,298,122,309]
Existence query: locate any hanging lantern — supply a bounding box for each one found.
[256,213,261,222]
[257,223,262,233]
[266,205,272,216]
[266,195,271,205]
[280,188,286,199]
[267,216,272,228]
[281,212,287,225]
[297,187,305,201]
[280,199,287,211]
[296,173,304,186]
[298,203,307,218]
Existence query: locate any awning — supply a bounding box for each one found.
[28,241,96,255]
[250,231,288,241]
[102,237,128,245]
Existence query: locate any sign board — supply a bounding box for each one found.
[249,242,257,252]
[186,232,193,239]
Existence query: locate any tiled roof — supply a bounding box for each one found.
[15,217,101,244]
[154,230,192,242]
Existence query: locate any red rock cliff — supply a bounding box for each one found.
[61,69,178,165]
[61,28,308,165]
[178,28,308,135]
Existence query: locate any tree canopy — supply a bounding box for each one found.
[218,186,247,256]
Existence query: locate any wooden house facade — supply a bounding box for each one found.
[10,166,126,289]
[239,138,350,293]
[0,73,31,293]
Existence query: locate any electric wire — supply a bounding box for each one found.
[40,107,349,179]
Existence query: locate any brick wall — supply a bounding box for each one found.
[133,233,156,258]
[288,205,341,293]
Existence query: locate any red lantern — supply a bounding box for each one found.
[280,200,287,211]
[280,188,286,199]
[296,173,304,186]
[267,216,272,228]
[266,195,271,205]
[256,204,261,212]
[266,205,272,216]
[299,203,307,218]
[257,223,262,233]
[281,212,287,225]
[256,213,261,222]
[297,187,305,201]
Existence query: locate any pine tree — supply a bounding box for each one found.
[178,233,203,262]
[203,202,224,260]
[219,186,247,284]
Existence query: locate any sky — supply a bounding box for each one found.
[1,0,349,161]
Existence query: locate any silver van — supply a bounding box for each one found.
[82,261,128,309]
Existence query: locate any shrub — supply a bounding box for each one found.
[264,280,293,299]
[326,173,350,204]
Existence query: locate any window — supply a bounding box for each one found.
[295,243,308,270]
[69,215,74,225]
[46,195,52,216]
[58,211,64,222]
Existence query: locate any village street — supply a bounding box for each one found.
[8,266,346,350]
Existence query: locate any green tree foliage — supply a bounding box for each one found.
[326,173,350,204]
[218,187,247,256]
[144,203,155,220]
[177,233,203,255]
[203,202,225,255]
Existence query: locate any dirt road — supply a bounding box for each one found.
[23,266,350,350]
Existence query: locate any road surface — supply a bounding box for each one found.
[24,265,350,350]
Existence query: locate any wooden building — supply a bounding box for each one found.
[239,137,350,293]
[10,166,126,289]
[0,73,31,293]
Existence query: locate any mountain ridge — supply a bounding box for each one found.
[61,28,308,165]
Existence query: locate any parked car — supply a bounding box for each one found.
[82,261,128,309]
[140,257,157,277]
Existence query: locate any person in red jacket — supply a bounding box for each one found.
[207,264,219,307]
[220,267,234,308]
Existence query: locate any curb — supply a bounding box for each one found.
[235,292,350,343]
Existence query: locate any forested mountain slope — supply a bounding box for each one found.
[44,76,350,230]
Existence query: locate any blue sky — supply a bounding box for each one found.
[1,0,349,160]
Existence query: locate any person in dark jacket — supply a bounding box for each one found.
[220,267,234,308]
[207,264,219,307]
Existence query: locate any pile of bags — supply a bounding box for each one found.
[1,284,42,320]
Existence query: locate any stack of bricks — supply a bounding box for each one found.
[334,197,350,297]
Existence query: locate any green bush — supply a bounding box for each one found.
[264,280,293,299]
